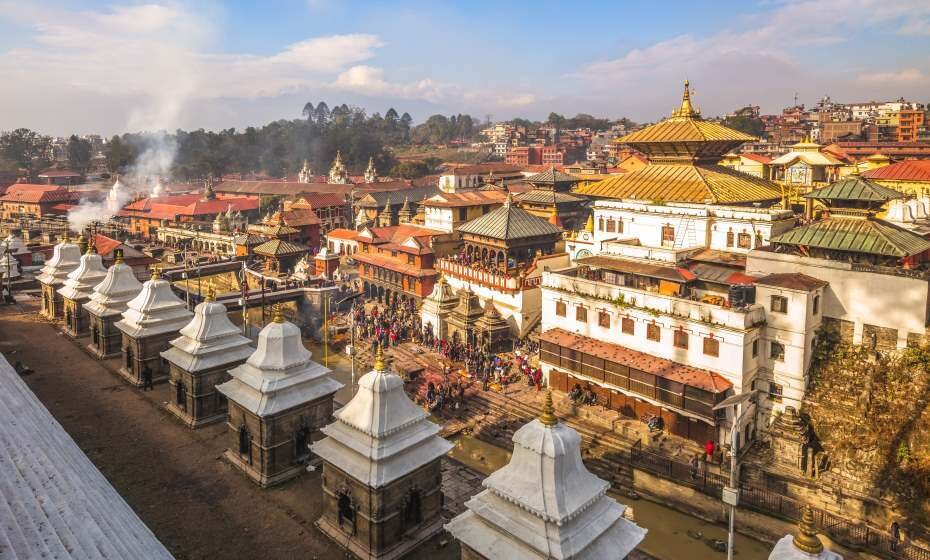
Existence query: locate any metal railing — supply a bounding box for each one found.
[629,441,930,560]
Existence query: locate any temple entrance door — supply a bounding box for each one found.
[175,382,187,411]
[338,492,356,533]
[403,490,422,531]
[239,425,252,464]
[295,426,310,462]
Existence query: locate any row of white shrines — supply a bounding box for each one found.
[33,233,837,560]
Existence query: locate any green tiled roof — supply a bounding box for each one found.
[525,167,580,186]
[515,189,585,205]
[770,214,930,257]
[458,195,563,241]
[804,176,904,203]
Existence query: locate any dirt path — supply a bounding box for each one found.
[0,300,453,560]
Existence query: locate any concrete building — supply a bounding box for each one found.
[161,289,254,428]
[422,190,509,234]
[58,244,108,338]
[312,346,453,560]
[445,392,646,559]
[217,307,342,487]
[36,233,81,319]
[114,270,193,387]
[84,252,143,358]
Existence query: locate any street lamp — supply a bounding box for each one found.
[712,389,758,560]
[337,292,363,394]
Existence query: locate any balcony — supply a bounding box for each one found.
[437,258,522,293]
[543,271,765,331]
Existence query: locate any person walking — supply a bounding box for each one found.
[705,440,715,463]
[890,520,901,552]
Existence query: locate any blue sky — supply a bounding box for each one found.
[1,0,929,135]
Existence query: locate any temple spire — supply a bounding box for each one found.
[374,343,386,372]
[272,304,284,323]
[671,79,699,119]
[539,389,558,426]
[793,506,824,554]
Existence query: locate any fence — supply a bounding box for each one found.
[629,441,930,560]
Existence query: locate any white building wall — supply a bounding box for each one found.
[747,250,929,347]
[424,206,455,233]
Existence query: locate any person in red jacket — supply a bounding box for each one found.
[705,440,715,462]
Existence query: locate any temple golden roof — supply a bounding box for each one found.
[575,81,780,204]
[577,163,781,204]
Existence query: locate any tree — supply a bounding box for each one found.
[67,135,93,175]
[315,102,331,127]
[302,102,315,122]
[390,160,432,179]
[105,135,133,173]
[0,128,51,180]
[722,115,765,137]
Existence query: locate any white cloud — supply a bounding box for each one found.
[857,68,928,86]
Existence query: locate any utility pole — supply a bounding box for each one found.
[239,259,248,336]
[713,390,757,560]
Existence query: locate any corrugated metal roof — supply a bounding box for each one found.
[253,238,308,256]
[621,118,755,144]
[770,215,930,257]
[805,176,904,202]
[524,167,580,185]
[515,189,585,205]
[863,160,930,182]
[457,196,563,241]
[574,163,781,204]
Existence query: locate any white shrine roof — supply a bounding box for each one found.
[0,252,21,279]
[0,355,174,559]
[445,393,646,559]
[57,250,108,301]
[161,294,254,373]
[769,535,843,560]
[4,234,29,255]
[311,347,453,488]
[36,237,82,286]
[216,309,342,417]
[84,260,144,318]
[114,272,192,338]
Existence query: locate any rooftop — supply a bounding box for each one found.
[863,159,930,183]
[770,212,930,257]
[805,176,904,203]
[457,194,563,241]
[754,273,828,291]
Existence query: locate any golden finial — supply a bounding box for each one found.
[793,506,824,554]
[205,284,216,302]
[673,79,697,118]
[272,304,285,323]
[584,213,594,233]
[62,230,71,243]
[114,249,124,265]
[539,389,558,426]
[150,266,159,281]
[85,236,96,255]
[374,343,386,372]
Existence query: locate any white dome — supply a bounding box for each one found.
[115,274,192,338]
[58,251,108,301]
[37,237,82,286]
[85,262,143,318]
[161,297,254,373]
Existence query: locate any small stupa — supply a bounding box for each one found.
[36,232,82,319]
[446,391,647,559]
[217,305,342,487]
[114,268,193,387]
[364,156,378,183]
[106,176,125,213]
[769,506,843,559]
[161,286,254,428]
[0,246,21,281]
[85,250,144,358]
[420,276,458,340]
[312,345,453,560]
[57,239,108,338]
[329,150,350,184]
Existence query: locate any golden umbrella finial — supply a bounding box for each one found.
[539,389,558,427]
[272,304,285,323]
[85,236,96,255]
[150,266,160,281]
[793,505,824,554]
[374,343,386,372]
[114,249,124,265]
[584,213,594,233]
[205,283,216,302]
[62,229,71,243]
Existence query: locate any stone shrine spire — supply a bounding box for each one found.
[768,506,843,559]
[364,156,378,183]
[329,150,350,184]
[445,390,646,559]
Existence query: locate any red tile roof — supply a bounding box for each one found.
[741,153,772,164]
[541,328,733,393]
[422,190,509,208]
[353,252,438,278]
[294,192,347,208]
[119,194,258,220]
[863,159,930,182]
[0,184,76,204]
[754,273,828,291]
[326,228,360,241]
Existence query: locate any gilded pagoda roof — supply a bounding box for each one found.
[619,81,755,149]
[804,176,904,203]
[575,163,781,204]
[458,193,563,241]
[770,211,930,257]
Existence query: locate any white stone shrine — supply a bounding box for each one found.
[445,391,647,560]
[37,233,82,319]
[58,243,108,337]
[85,252,144,358]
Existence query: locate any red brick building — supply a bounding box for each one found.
[0,184,77,219]
[505,145,565,166]
[118,193,259,239]
[352,225,449,305]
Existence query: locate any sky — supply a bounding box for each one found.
[1,0,929,136]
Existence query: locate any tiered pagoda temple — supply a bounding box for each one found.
[515,166,587,230]
[58,242,108,338]
[446,391,646,559]
[770,176,930,267]
[312,346,453,560]
[575,81,782,206]
[217,307,342,487]
[114,270,193,387]
[37,233,81,319]
[446,287,485,347]
[161,288,254,428]
[85,252,143,358]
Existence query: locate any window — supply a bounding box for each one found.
[770,341,785,361]
[621,317,635,335]
[703,337,720,357]
[752,339,759,357]
[673,329,689,349]
[755,232,764,247]
[769,382,784,403]
[661,225,675,245]
[770,295,788,314]
[555,301,566,317]
[459,208,468,221]
[606,219,616,233]
[598,311,610,328]
[737,232,752,249]
[576,306,587,322]
[812,294,820,315]
[391,250,398,257]
[407,254,415,265]
[598,217,605,231]
[726,230,734,247]
[646,323,660,342]
[617,219,624,234]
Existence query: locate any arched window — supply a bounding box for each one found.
[175,381,186,410]
[238,424,252,464]
[295,426,310,462]
[338,491,356,534]
[403,490,422,530]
